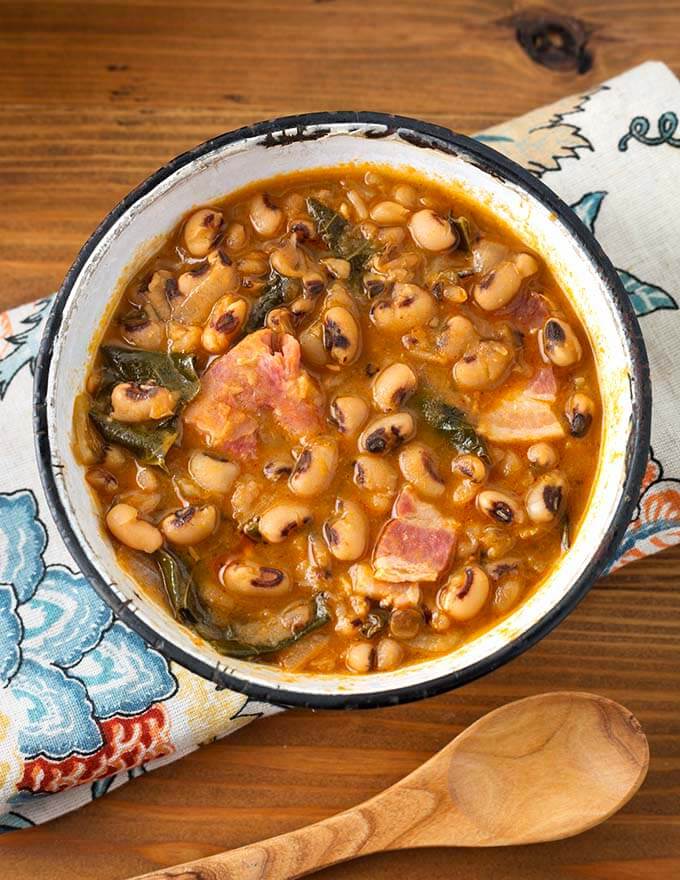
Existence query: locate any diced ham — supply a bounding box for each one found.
[372,486,457,583]
[183,330,325,459]
[478,389,565,444]
[526,366,557,402]
[348,563,422,609]
[502,289,550,330]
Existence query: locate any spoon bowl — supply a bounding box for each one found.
[129,692,649,879]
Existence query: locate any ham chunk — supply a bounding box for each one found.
[526,367,557,402]
[478,389,565,444]
[372,486,457,583]
[348,563,422,609]
[183,330,325,459]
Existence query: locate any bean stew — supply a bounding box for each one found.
[74,166,601,675]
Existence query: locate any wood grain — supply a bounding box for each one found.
[1,1,679,878]
[127,694,649,879]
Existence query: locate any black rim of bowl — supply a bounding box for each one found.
[33,111,651,710]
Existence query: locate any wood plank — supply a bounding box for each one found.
[1,1,679,878]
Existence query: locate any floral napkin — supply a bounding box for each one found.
[1,60,679,832]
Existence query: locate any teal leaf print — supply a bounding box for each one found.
[0,299,51,400]
[617,269,678,319]
[570,192,677,318]
[570,191,606,231]
[0,811,34,834]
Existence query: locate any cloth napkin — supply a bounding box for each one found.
[1,60,679,833]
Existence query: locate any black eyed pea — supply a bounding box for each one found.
[565,392,595,437]
[249,193,284,237]
[263,455,294,481]
[345,640,374,674]
[527,442,559,469]
[525,470,568,523]
[330,396,370,437]
[86,467,118,495]
[393,183,418,209]
[408,208,456,252]
[236,252,270,278]
[363,274,388,299]
[270,238,307,278]
[220,560,292,597]
[370,283,437,334]
[541,317,583,367]
[189,452,240,495]
[160,505,218,546]
[266,307,296,336]
[353,454,398,513]
[168,322,202,354]
[472,252,539,311]
[369,200,411,225]
[258,502,313,543]
[372,362,417,412]
[452,453,487,484]
[120,312,164,351]
[438,565,490,621]
[323,499,369,561]
[299,320,328,367]
[375,637,404,671]
[289,298,315,322]
[110,383,178,423]
[477,489,526,525]
[323,281,358,315]
[106,503,163,553]
[479,526,516,560]
[302,271,326,298]
[452,479,480,506]
[145,270,177,321]
[389,608,422,640]
[321,257,352,280]
[398,442,445,498]
[183,208,223,257]
[322,307,361,366]
[346,189,369,220]
[289,437,339,497]
[358,412,416,455]
[175,249,240,325]
[452,340,513,391]
[223,221,247,251]
[376,226,406,249]
[288,216,316,242]
[371,250,422,283]
[492,578,524,614]
[202,296,249,354]
[435,315,479,364]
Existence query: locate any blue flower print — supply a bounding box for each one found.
[0,491,46,603]
[18,566,112,668]
[0,584,22,685]
[10,658,103,759]
[68,622,176,719]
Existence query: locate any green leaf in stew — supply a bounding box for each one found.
[89,410,178,468]
[155,548,331,659]
[100,346,200,403]
[244,270,289,333]
[416,393,490,463]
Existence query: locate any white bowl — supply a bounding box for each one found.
[34,113,650,708]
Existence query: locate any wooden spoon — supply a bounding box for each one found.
[130,692,648,880]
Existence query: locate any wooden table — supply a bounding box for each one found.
[1,2,679,877]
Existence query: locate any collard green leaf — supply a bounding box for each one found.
[448,214,475,253]
[101,346,199,403]
[417,393,490,462]
[360,608,389,639]
[89,410,178,468]
[306,197,348,252]
[307,197,378,280]
[155,548,331,659]
[245,271,288,333]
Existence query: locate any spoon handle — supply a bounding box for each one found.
[129,784,446,880]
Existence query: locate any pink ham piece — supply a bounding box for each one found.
[183,329,325,459]
[372,486,458,583]
[502,289,550,331]
[526,366,557,402]
[478,388,565,444]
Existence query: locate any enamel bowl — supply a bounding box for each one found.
[34,113,650,709]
